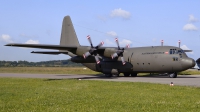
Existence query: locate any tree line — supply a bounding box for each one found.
[0,60,83,67]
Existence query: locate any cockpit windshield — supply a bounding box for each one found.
[169,49,183,54]
[177,50,183,53]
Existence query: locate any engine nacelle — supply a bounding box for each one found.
[102,68,119,74]
[76,46,91,56]
[71,56,96,63]
[104,48,116,57]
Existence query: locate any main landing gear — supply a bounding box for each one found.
[123,73,138,77]
[104,74,119,77]
[168,72,177,78]
[104,73,137,77]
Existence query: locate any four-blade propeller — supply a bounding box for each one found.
[83,35,104,64]
[111,38,127,65]
[83,36,128,65]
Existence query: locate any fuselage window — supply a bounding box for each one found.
[173,57,178,61]
[179,54,182,58]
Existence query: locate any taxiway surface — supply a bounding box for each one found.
[0,73,200,87]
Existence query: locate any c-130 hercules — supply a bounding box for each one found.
[5,16,196,78]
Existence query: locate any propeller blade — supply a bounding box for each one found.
[87,35,93,47]
[95,56,100,64]
[83,52,91,59]
[126,44,130,48]
[111,53,118,59]
[115,38,120,49]
[121,57,126,65]
[96,41,104,48]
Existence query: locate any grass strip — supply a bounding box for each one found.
[0,78,200,112]
[0,67,99,74]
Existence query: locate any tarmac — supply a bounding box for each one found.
[0,73,200,87]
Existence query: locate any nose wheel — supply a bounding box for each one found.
[168,72,177,78]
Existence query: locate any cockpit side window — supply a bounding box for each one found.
[173,49,175,54]
[170,49,173,54]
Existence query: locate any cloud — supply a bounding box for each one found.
[0,34,13,43]
[25,39,39,44]
[105,39,132,47]
[189,15,198,22]
[105,39,115,46]
[183,23,198,31]
[19,33,38,38]
[20,33,30,38]
[119,39,132,46]
[110,8,131,19]
[107,31,117,37]
[181,45,189,50]
[152,38,157,42]
[97,15,107,22]
[181,45,193,54]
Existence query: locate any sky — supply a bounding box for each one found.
[0,0,200,62]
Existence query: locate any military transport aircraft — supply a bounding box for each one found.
[5,16,196,78]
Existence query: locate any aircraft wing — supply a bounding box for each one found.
[5,43,77,51]
[31,51,76,57]
[31,51,69,55]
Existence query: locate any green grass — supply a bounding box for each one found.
[0,67,99,74]
[0,78,200,112]
[179,70,200,75]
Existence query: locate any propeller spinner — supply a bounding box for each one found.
[83,35,104,64]
[111,38,127,65]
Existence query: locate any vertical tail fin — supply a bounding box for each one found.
[60,16,80,47]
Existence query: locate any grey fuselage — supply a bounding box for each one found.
[80,46,195,74]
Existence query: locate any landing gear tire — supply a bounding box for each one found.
[112,74,119,77]
[131,73,137,77]
[124,73,130,77]
[169,72,177,78]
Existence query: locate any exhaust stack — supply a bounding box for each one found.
[178,40,181,48]
[161,40,164,46]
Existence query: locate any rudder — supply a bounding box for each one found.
[60,16,80,47]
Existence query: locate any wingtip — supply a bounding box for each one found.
[4,44,10,46]
[4,43,15,46]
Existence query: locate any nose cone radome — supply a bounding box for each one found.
[191,58,196,67]
[182,58,196,69]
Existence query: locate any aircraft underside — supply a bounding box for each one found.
[82,62,181,78]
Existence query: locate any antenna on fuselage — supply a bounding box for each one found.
[178,40,181,48]
[161,40,164,46]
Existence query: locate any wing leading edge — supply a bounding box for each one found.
[31,51,69,55]
[5,43,77,53]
